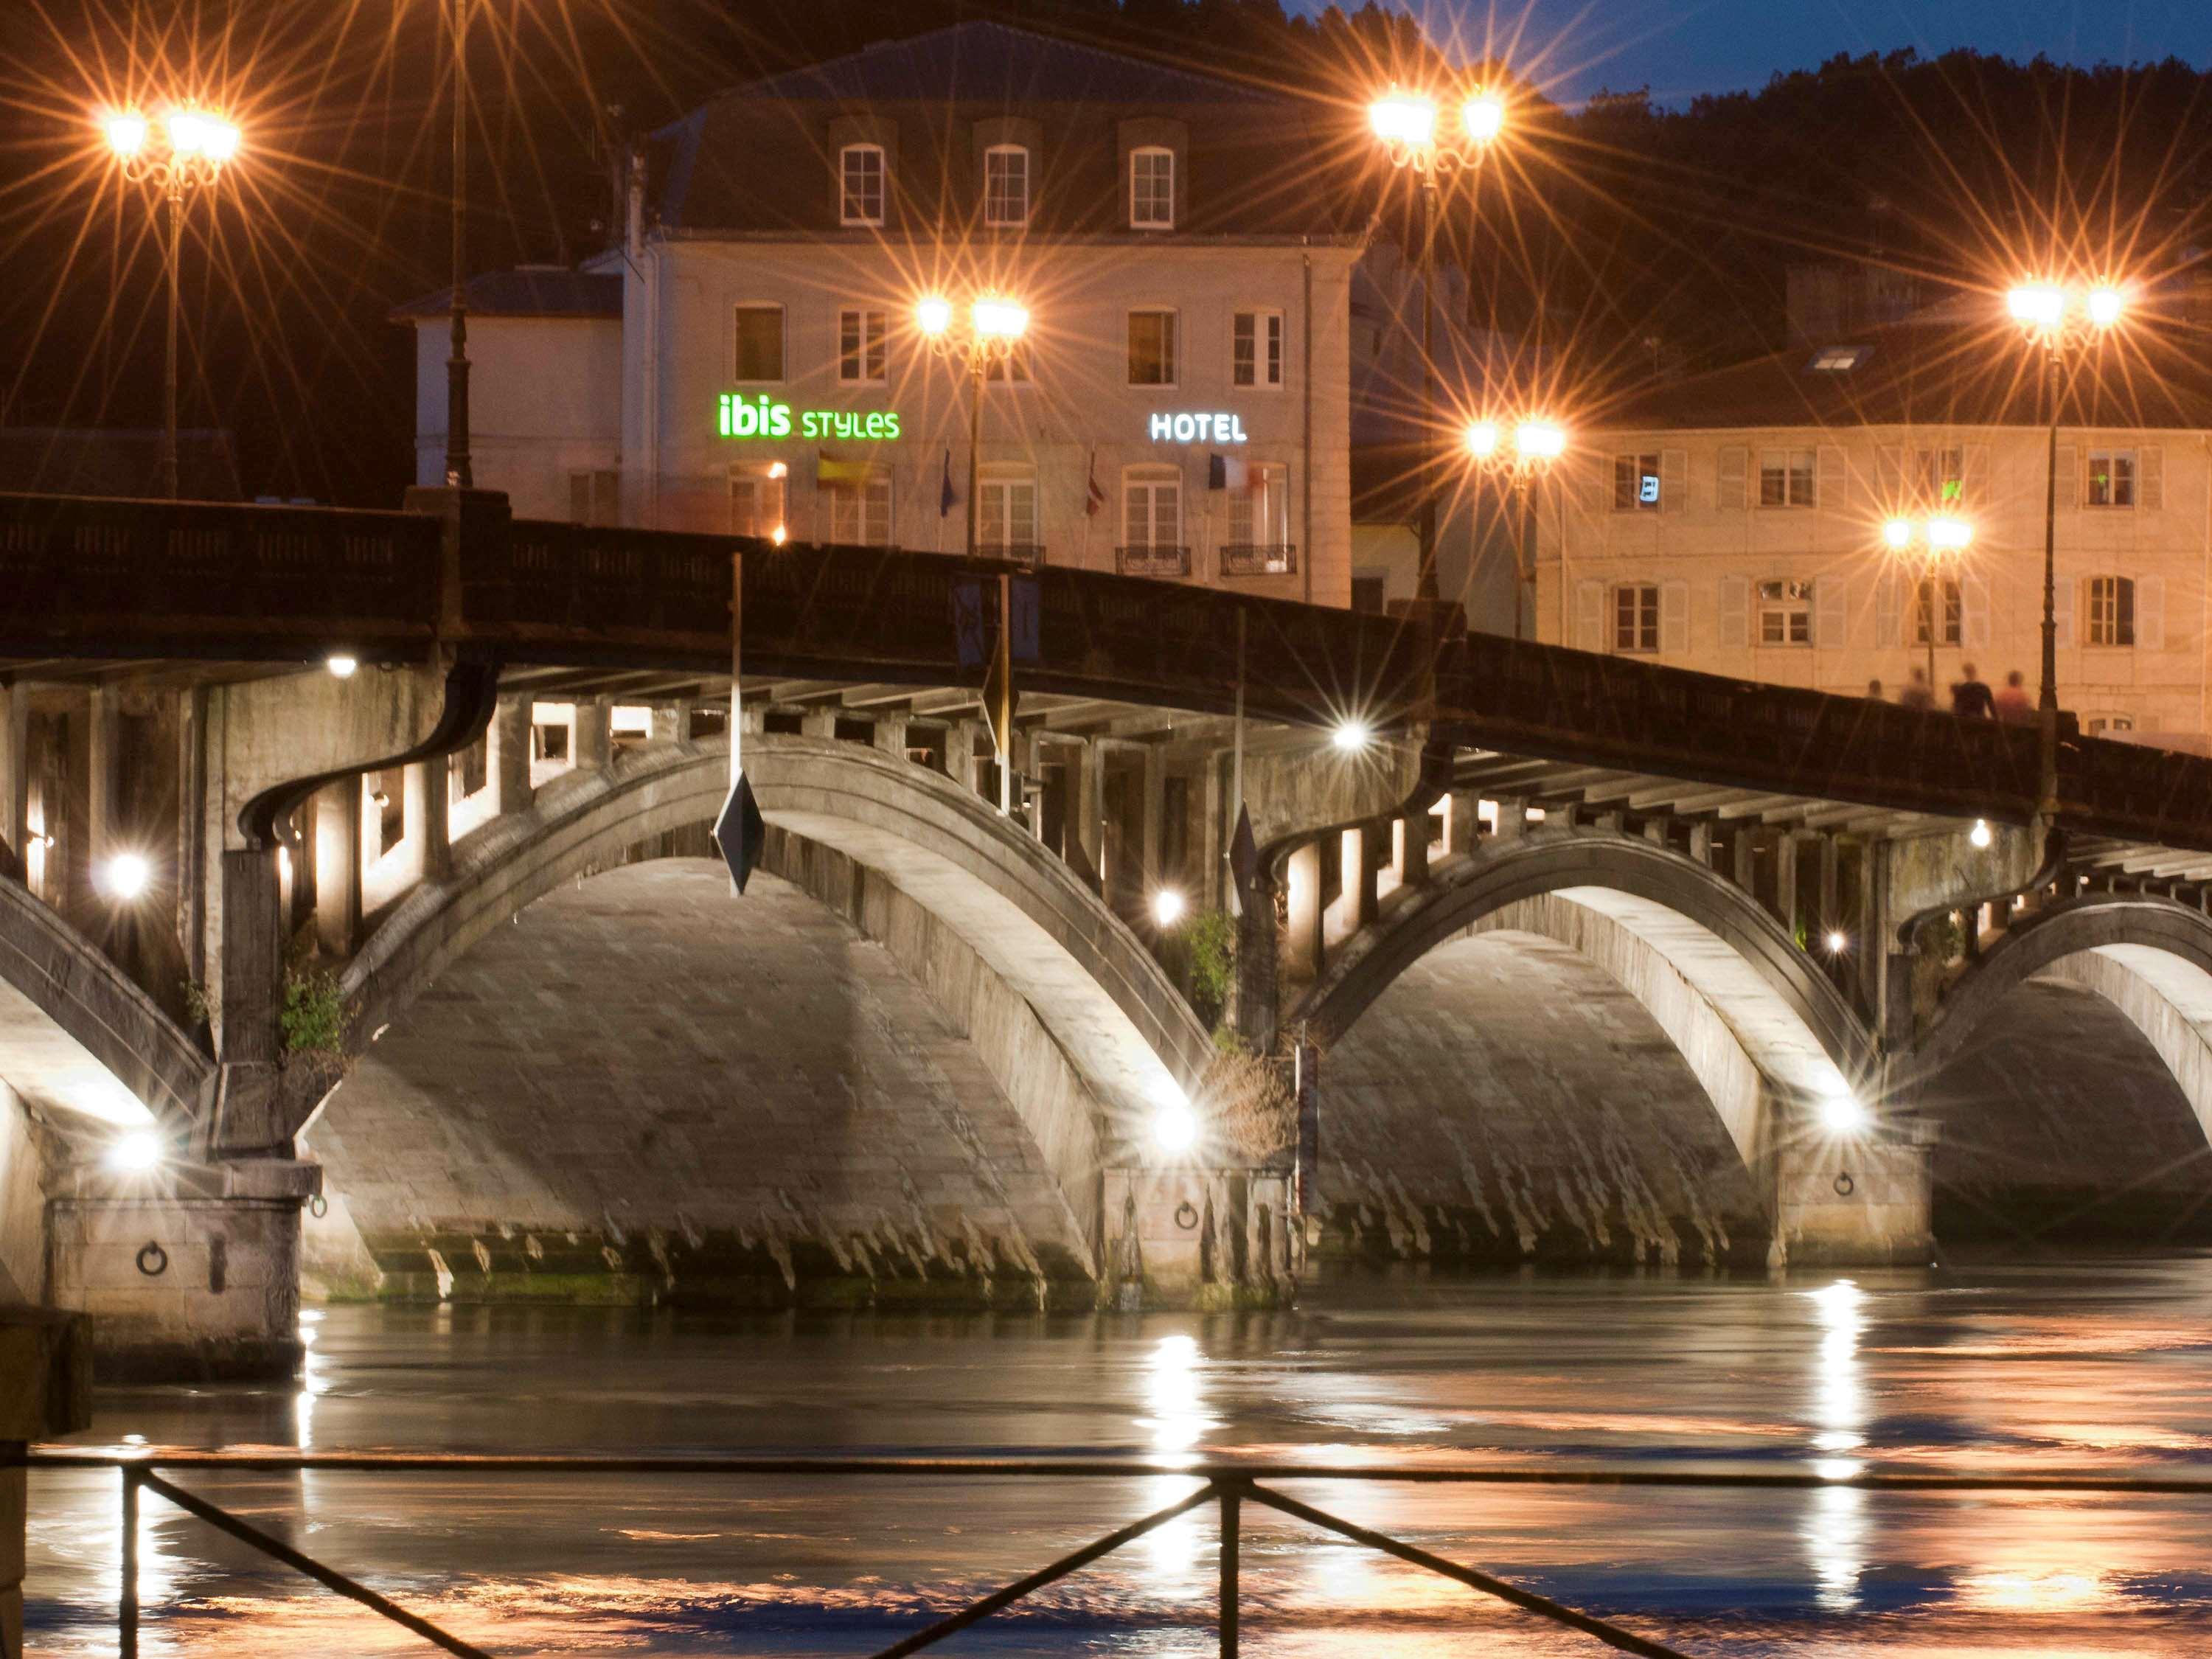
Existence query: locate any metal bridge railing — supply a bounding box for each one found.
[27,1450,2212,1659]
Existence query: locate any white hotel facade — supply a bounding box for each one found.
[399,23,1494,615]
[1534,315,2212,745]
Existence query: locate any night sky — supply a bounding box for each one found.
[1373,0,2212,104]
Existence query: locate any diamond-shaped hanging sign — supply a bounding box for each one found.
[712,772,766,894]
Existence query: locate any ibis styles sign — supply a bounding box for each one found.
[718,393,902,441]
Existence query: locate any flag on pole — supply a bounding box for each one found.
[1208,453,1250,491]
[939,445,956,517]
[1085,447,1105,516]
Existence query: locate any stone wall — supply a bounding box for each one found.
[0,1088,42,1304]
[305,859,1100,1309]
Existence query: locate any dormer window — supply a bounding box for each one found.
[1130,147,1175,229]
[840,144,885,226]
[1808,344,1869,372]
[984,145,1029,226]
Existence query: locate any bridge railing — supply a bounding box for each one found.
[2061,732,2212,846]
[1441,636,2049,822]
[34,1448,2212,1659]
[0,492,441,660]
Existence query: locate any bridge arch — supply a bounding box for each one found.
[0,876,209,1135]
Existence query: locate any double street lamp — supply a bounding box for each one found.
[2005,279,2126,818]
[1464,417,1567,638]
[1882,512,1975,695]
[1368,85,1507,600]
[100,105,242,500]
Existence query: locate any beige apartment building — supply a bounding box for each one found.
[1533,316,2212,745]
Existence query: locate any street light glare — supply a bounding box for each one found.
[1150,888,1187,928]
[102,110,148,159]
[1882,518,1913,549]
[1464,420,1500,459]
[1825,929,1850,956]
[1152,1099,1199,1155]
[2006,283,2065,330]
[1819,1092,1870,1135]
[1332,719,1372,753]
[914,295,953,338]
[1461,91,1506,145]
[103,852,152,900]
[1368,90,1436,147]
[972,297,1029,341]
[1927,515,1973,551]
[1969,818,1994,849]
[2087,286,2126,329]
[325,653,358,678]
[107,1130,164,1173]
[1516,420,1566,460]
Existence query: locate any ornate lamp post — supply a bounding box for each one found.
[2006,279,2126,818]
[1882,512,1975,695]
[100,106,241,500]
[917,293,1032,818]
[445,0,476,489]
[915,293,1030,560]
[1368,86,1505,600]
[1464,417,1566,638]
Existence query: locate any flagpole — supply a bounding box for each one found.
[1228,607,1245,915]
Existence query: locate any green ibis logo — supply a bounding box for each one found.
[717,394,901,441]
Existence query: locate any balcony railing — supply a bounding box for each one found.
[1218,542,1298,578]
[1115,543,1192,579]
[975,541,1046,568]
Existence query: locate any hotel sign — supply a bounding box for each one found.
[1149,411,1248,444]
[718,394,902,441]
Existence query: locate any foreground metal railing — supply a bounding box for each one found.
[27,1452,2212,1659]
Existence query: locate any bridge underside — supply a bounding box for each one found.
[1323,929,1771,1267]
[305,857,1099,1307]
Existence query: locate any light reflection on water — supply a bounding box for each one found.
[27,1257,2212,1654]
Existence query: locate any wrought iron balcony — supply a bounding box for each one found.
[977,541,1046,568]
[1219,543,1298,578]
[1114,543,1191,579]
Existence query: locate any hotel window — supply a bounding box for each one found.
[1127,308,1178,386]
[838,307,887,384]
[732,305,785,382]
[978,467,1039,559]
[1757,448,1815,507]
[1130,147,1175,229]
[2087,575,2135,645]
[1122,468,1183,550]
[1231,310,1283,388]
[566,469,619,526]
[839,144,885,226]
[1912,577,1961,646]
[1225,464,1292,571]
[1757,579,1813,644]
[821,472,893,547]
[2087,714,2135,734]
[1913,445,1964,507]
[2087,450,2137,507]
[1613,584,1659,652]
[729,465,786,541]
[1613,453,1660,510]
[984,145,1029,225]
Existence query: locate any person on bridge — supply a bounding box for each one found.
[1994,669,2033,723]
[1899,667,1935,712]
[1951,664,1996,720]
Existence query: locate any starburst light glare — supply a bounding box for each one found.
[1152,1099,1199,1155]
[1882,518,1914,549]
[1969,818,1993,849]
[1461,91,1506,144]
[107,1130,164,1172]
[972,297,1029,341]
[1464,420,1500,459]
[1516,420,1566,460]
[1820,1093,1871,1134]
[2006,285,2066,331]
[914,295,953,337]
[1332,719,1372,753]
[1926,515,1973,551]
[102,852,152,900]
[102,110,149,159]
[1368,90,1436,148]
[326,653,358,678]
[1826,930,1849,955]
[2086,287,2126,329]
[1151,888,1187,928]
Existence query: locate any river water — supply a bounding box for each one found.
[25,1258,2212,1655]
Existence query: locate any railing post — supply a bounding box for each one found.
[119,1465,139,1659]
[1218,1481,1240,1659]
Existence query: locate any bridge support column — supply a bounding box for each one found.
[1286,841,1324,980]
[572,695,611,773]
[490,693,535,815]
[403,758,451,883]
[1769,1105,1935,1267]
[0,682,26,868]
[312,779,361,957]
[0,1310,89,1652]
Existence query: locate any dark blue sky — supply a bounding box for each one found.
[1352,0,2212,105]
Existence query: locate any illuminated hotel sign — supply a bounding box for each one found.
[717,394,902,441]
[1149,412,1248,444]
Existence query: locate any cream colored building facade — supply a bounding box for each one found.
[1536,381,2212,744]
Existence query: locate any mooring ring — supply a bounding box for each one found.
[1833,1172,1857,1197]
[1174,1200,1200,1230]
[136,1242,169,1277]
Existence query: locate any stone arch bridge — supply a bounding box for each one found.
[6,488,2212,1371]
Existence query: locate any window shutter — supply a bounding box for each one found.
[2054,445,2078,509]
[1876,573,1899,647]
[2138,574,2166,650]
[1661,581,1689,653]
[1718,574,1750,648]
[1816,577,1846,647]
[1961,573,1991,649]
[1660,449,1688,513]
[1576,580,1604,651]
[1717,446,1749,510]
[1817,445,1847,512]
[2053,575,2075,648]
[1962,444,1989,507]
[1582,456,1610,515]
[2140,446,2164,511]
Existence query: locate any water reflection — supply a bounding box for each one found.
[1138,1330,1217,1593]
[1799,1278,1868,1611]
